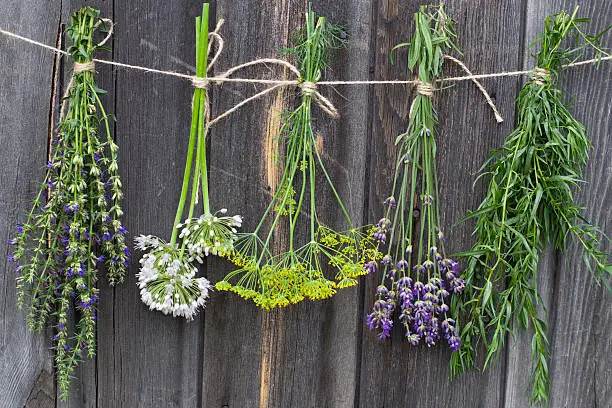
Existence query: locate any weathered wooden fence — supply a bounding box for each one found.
[1,0,610,407]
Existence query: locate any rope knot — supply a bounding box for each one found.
[299,81,318,97]
[531,67,551,85]
[297,80,339,118]
[192,77,210,90]
[415,81,434,97]
[73,61,95,74]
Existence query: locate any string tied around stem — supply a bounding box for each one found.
[298,80,339,118]
[73,60,96,74]
[531,67,551,85]
[415,80,434,97]
[59,18,113,121]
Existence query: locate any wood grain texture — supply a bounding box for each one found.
[97,1,205,407]
[203,1,375,406]
[0,1,61,407]
[359,1,524,407]
[0,1,610,407]
[505,1,612,407]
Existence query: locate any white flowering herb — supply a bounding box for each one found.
[134,4,240,320]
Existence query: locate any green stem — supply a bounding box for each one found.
[170,4,209,245]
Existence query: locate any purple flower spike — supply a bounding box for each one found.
[383,196,397,209]
[396,259,409,270]
[364,261,378,274]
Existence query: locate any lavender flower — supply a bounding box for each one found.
[364,5,463,351]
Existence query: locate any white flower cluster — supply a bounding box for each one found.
[135,235,211,320]
[178,209,242,262]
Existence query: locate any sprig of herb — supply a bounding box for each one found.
[134,4,241,320]
[366,5,465,350]
[8,7,127,399]
[450,8,611,406]
[216,8,381,309]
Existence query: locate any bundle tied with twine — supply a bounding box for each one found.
[10,7,129,400]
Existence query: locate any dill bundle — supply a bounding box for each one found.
[8,7,127,398]
[365,5,465,349]
[451,8,611,406]
[217,8,381,309]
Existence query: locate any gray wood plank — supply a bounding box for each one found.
[204,0,375,406]
[95,1,205,407]
[0,2,61,407]
[358,1,524,406]
[202,1,297,406]
[505,1,612,406]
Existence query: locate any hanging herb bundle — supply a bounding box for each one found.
[365,5,465,349]
[216,9,381,309]
[135,4,241,320]
[8,7,127,398]
[450,8,611,406]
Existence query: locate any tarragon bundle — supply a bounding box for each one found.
[8,7,127,398]
[451,8,611,406]
[216,9,381,309]
[366,5,465,349]
[135,4,241,320]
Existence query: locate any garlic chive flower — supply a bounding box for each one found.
[134,5,239,318]
[135,236,211,320]
[365,5,464,350]
[178,209,242,262]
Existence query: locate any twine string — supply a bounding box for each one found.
[58,19,113,121]
[416,81,434,97]
[1,26,611,126]
[73,61,96,73]
[298,81,339,118]
[531,67,551,85]
[443,54,504,123]
[96,18,114,47]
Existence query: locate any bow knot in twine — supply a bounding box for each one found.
[300,81,318,97]
[531,67,551,85]
[298,80,339,118]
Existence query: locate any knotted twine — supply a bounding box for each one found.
[58,18,113,121]
[8,21,611,126]
[531,67,551,85]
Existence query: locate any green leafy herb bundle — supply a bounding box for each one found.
[217,9,381,309]
[134,4,241,320]
[8,7,127,398]
[451,8,611,406]
[365,5,465,349]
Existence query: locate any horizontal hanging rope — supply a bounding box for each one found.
[1,26,610,125]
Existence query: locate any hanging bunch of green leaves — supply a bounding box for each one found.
[216,8,381,309]
[365,5,466,349]
[8,7,127,398]
[134,4,241,320]
[450,8,611,406]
